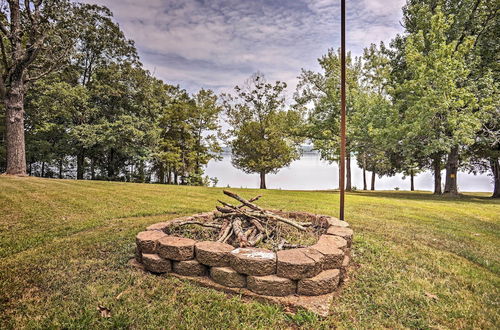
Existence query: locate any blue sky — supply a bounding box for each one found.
[87,0,406,94]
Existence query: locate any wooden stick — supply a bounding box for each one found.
[217,222,232,242]
[174,221,222,229]
[222,191,307,231]
[232,218,248,247]
[222,228,233,244]
[223,190,261,211]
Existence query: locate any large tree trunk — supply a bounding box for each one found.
[107,148,115,179]
[76,150,85,180]
[345,154,352,191]
[371,171,375,190]
[41,161,45,177]
[90,157,95,180]
[167,167,172,184]
[491,157,500,198]
[158,164,165,184]
[260,171,267,189]
[58,158,63,179]
[410,169,415,191]
[433,155,442,195]
[362,153,367,190]
[4,80,27,175]
[444,146,459,196]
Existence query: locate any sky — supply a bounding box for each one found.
[85,0,406,94]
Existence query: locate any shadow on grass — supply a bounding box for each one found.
[346,190,498,205]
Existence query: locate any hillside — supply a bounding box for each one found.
[0,176,498,328]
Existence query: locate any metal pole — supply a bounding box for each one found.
[339,0,346,221]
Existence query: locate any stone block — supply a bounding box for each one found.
[136,230,167,254]
[195,241,234,266]
[327,226,353,247]
[247,275,296,296]
[230,247,276,276]
[210,267,246,288]
[157,236,196,261]
[173,259,207,276]
[297,269,340,296]
[142,253,171,273]
[276,248,323,280]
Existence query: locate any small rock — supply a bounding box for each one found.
[136,231,167,254]
[195,241,234,266]
[247,275,296,296]
[297,269,340,295]
[230,247,276,276]
[157,236,196,261]
[142,253,171,273]
[173,259,207,276]
[326,226,354,247]
[276,248,323,280]
[210,267,246,288]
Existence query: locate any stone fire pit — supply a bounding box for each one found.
[134,209,353,307]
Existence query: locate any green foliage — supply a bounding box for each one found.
[224,73,304,186]
[296,50,362,163]
[156,86,223,185]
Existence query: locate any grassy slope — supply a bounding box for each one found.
[0,176,498,329]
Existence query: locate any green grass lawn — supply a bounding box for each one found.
[0,175,499,329]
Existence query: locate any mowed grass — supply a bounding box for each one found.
[0,176,499,329]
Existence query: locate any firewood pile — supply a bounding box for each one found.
[168,190,324,251]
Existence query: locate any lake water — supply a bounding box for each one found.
[205,153,494,192]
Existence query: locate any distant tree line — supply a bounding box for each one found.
[0,0,498,197]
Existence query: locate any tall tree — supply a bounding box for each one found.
[224,73,303,189]
[295,49,362,191]
[0,0,81,175]
[189,88,223,185]
[393,6,480,195]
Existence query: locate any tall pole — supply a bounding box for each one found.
[339,0,346,221]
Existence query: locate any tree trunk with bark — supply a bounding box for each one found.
[346,154,352,191]
[491,157,500,198]
[59,159,63,179]
[260,171,266,189]
[362,153,367,190]
[107,148,115,179]
[433,155,442,195]
[158,164,165,184]
[371,171,375,190]
[444,146,459,196]
[76,151,85,180]
[4,79,27,175]
[410,169,415,191]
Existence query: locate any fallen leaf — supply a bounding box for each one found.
[424,292,438,300]
[97,305,111,318]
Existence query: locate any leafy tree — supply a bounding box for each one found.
[391,0,498,195]
[354,43,400,190]
[155,85,222,185]
[189,89,223,185]
[0,0,97,175]
[224,73,303,189]
[295,49,362,190]
[393,6,480,195]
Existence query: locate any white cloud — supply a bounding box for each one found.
[82,0,405,94]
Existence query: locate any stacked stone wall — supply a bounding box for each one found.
[136,211,353,297]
